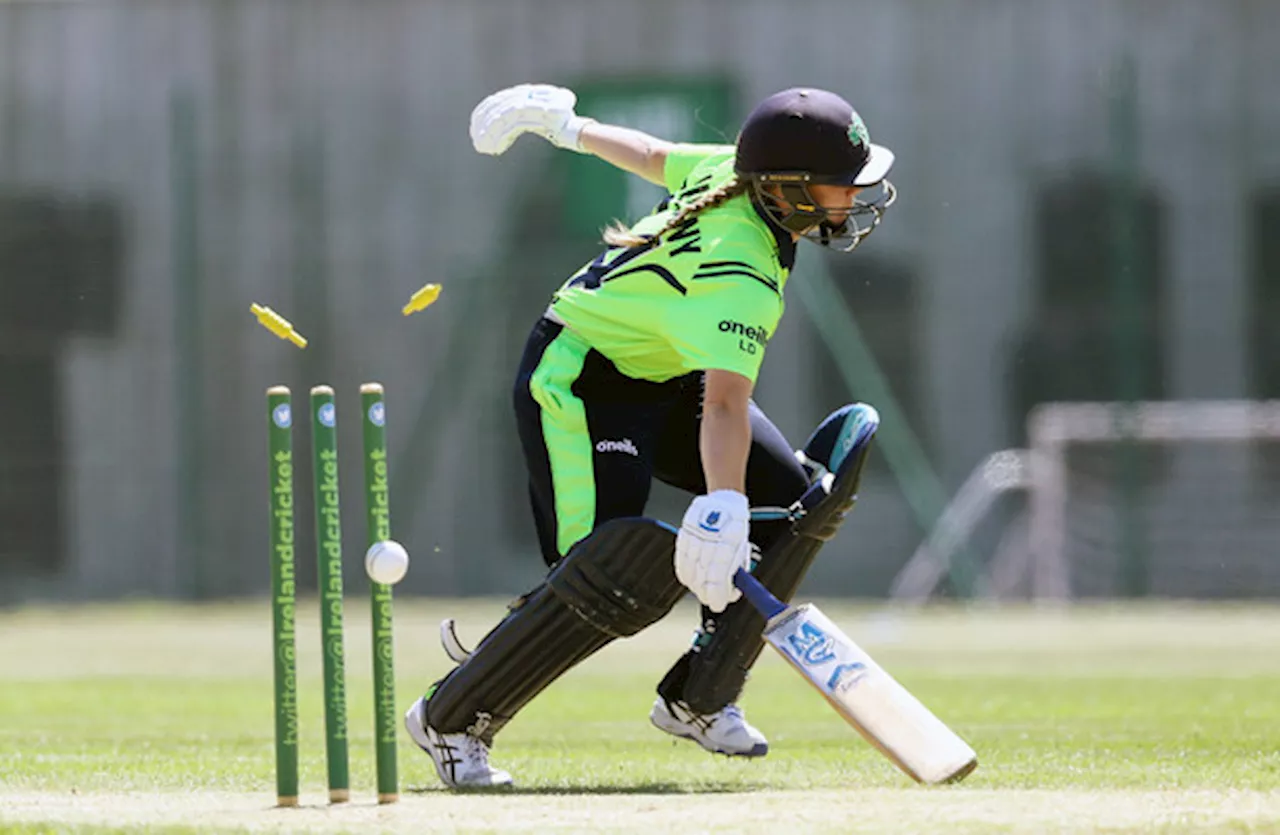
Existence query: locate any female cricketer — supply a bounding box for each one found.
[405,83,896,787]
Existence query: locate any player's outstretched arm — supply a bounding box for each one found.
[469,83,673,186]
[577,122,673,186]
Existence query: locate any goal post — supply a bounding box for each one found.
[890,400,1280,604]
[1028,399,1280,602]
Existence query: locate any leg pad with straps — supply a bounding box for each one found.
[426,518,683,742]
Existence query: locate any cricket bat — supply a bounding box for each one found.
[735,569,977,784]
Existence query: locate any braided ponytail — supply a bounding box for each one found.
[601,178,749,249]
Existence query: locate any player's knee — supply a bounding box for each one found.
[547,517,685,637]
[800,403,880,478]
[794,404,879,542]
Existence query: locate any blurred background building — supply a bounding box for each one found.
[1,0,1278,603]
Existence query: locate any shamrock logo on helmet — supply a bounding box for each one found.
[848,112,870,150]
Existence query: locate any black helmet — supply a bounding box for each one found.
[735,88,896,251]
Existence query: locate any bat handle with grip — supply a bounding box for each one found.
[733,569,787,620]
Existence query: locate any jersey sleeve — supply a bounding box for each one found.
[663,143,736,194]
[665,276,782,383]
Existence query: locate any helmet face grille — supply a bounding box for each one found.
[750,179,897,253]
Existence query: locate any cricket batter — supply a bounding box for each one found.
[406,84,896,787]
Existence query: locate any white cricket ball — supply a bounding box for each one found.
[364,540,409,585]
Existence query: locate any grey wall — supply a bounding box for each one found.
[1,0,1277,600]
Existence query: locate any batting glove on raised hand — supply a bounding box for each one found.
[469,83,594,156]
[675,490,753,614]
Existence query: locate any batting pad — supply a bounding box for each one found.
[426,518,685,742]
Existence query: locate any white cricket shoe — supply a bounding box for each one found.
[404,696,513,789]
[649,697,769,758]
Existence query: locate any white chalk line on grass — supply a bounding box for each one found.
[2,789,1279,834]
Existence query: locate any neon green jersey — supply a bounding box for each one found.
[549,144,795,384]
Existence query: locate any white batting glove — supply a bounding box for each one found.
[674,490,752,614]
[469,83,595,156]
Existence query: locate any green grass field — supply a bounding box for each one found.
[2,598,1278,833]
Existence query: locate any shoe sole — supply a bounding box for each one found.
[403,698,434,753]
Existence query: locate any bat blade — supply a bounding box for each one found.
[762,601,977,784]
